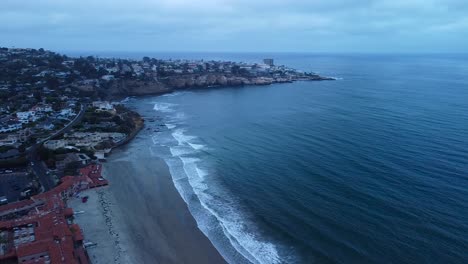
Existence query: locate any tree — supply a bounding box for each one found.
[45,75,60,90]
[33,91,42,101]
[97,68,109,76]
[231,65,240,75]
[86,56,96,63]
[18,144,26,153]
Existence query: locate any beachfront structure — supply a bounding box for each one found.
[92,101,115,112]
[62,132,126,148]
[0,164,108,264]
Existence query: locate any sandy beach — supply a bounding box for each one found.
[69,132,226,264]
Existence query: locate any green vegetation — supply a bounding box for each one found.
[0,145,15,153]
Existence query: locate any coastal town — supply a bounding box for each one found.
[0,47,332,263]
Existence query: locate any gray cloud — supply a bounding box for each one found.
[1,0,467,52]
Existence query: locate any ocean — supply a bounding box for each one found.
[117,53,468,263]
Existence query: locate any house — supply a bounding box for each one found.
[82,79,98,86]
[39,121,55,130]
[0,121,22,133]
[31,104,53,113]
[43,140,66,150]
[120,64,132,74]
[92,101,114,112]
[58,108,74,119]
[55,71,69,78]
[33,70,53,77]
[106,66,119,73]
[101,74,115,81]
[16,111,37,123]
[62,60,75,67]
[0,134,19,146]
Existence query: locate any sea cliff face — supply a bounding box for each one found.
[107,73,333,98]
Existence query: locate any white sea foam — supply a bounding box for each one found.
[187,173,281,264]
[172,129,196,146]
[121,97,131,103]
[217,212,281,264]
[151,135,159,145]
[160,109,283,264]
[153,102,176,113]
[165,123,176,129]
[188,142,205,150]
[195,167,209,180]
[161,91,183,97]
[180,157,209,189]
[173,112,186,120]
[169,146,195,157]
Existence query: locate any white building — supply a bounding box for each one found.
[32,105,53,113]
[40,122,55,130]
[16,111,37,123]
[92,101,114,112]
[44,140,66,150]
[101,75,115,81]
[58,108,75,119]
[0,122,22,133]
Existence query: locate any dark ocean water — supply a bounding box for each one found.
[118,53,468,264]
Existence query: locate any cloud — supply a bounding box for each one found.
[0,0,467,52]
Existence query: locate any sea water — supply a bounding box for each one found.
[126,53,468,264]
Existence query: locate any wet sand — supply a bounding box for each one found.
[70,133,226,264]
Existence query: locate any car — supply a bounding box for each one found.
[0,197,8,205]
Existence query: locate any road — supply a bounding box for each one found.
[28,103,87,191]
[42,103,87,142]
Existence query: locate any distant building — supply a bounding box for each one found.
[16,111,37,123]
[263,58,274,66]
[39,121,55,130]
[101,74,115,81]
[44,139,67,150]
[92,101,115,113]
[31,104,53,113]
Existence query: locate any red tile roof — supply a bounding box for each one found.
[0,165,110,264]
[71,224,84,241]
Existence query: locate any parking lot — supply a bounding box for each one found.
[0,170,31,203]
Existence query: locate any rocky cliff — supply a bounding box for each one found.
[105,73,333,99]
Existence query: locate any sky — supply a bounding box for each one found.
[1,0,468,53]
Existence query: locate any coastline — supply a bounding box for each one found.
[70,125,227,263]
[68,73,332,263]
[108,78,335,101]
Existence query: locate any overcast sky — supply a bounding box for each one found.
[1,0,467,53]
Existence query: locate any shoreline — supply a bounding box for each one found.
[109,78,335,101]
[70,126,227,263]
[70,78,326,263]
